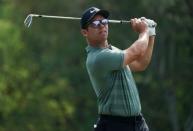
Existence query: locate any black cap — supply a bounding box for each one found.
[80,7,109,29]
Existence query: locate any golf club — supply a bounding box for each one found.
[24,14,157,28]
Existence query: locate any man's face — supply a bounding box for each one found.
[81,15,108,45]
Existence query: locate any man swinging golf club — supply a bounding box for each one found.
[81,7,156,131]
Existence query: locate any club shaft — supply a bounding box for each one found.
[29,14,131,23]
[33,14,81,20]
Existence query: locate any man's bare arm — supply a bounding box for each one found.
[123,32,149,66]
[123,18,149,67]
[129,36,155,71]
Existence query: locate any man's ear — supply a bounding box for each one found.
[81,29,88,37]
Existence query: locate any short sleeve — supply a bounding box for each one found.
[95,48,124,71]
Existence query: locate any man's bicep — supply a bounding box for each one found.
[123,44,142,67]
[123,50,137,67]
[124,50,147,71]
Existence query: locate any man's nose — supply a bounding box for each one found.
[99,23,105,28]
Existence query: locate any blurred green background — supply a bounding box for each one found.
[0,0,193,131]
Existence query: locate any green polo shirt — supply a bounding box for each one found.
[86,45,141,117]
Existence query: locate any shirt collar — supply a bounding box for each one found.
[85,44,112,53]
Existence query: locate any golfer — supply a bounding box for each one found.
[81,7,156,131]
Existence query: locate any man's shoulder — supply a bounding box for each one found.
[111,45,121,51]
[87,45,123,62]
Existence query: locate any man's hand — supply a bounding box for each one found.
[141,17,157,36]
[130,18,148,34]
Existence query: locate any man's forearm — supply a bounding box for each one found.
[136,36,155,66]
[123,31,149,66]
[129,17,156,71]
[129,36,155,71]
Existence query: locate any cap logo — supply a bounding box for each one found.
[90,9,96,14]
[90,8,100,14]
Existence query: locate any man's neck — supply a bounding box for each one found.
[88,40,109,48]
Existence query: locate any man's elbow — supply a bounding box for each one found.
[138,64,148,71]
[131,59,151,72]
[132,64,148,72]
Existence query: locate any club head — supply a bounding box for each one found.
[24,14,33,28]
